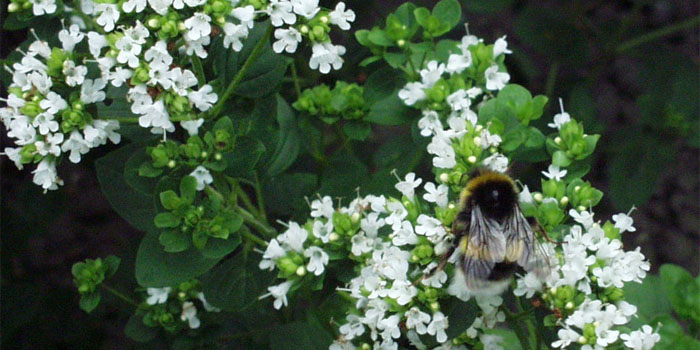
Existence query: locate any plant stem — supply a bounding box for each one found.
[191,55,206,87]
[616,16,700,53]
[234,181,259,217]
[101,284,139,308]
[253,172,267,222]
[290,60,302,98]
[240,227,268,247]
[236,206,276,238]
[208,23,274,119]
[517,296,538,350]
[501,304,531,350]
[544,61,559,101]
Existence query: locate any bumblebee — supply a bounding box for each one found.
[451,168,550,294]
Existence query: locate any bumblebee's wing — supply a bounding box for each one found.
[503,207,551,279]
[456,205,507,290]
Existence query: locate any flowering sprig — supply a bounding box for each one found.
[258,22,659,350]
[139,279,221,333]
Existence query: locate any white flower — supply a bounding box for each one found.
[422,182,449,208]
[482,153,509,172]
[148,0,172,15]
[479,129,502,148]
[427,311,448,343]
[390,220,418,246]
[446,53,471,74]
[39,92,68,115]
[620,325,660,350]
[32,113,59,135]
[87,32,107,58]
[181,119,204,136]
[386,279,417,305]
[170,68,198,96]
[549,111,571,130]
[513,272,543,298]
[31,0,57,15]
[485,65,510,91]
[399,82,426,106]
[552,327,580,348]
[189,166,213,191]
[58,24,85,52]
[267,0,296,26]
[377,314,402,339]
[612,212,636,233]
[569,209,595,229]
[493,36,512,57]
[310,196,334,219]
[405,307,431,334]
[292,0,319,19]
[421,263,448,288]
[395,172,422,200]
[339,314,364,339]
[259,239,286,270]
[62,60,88,87]
[32,159,63,190]
[181,301,200,328]
[446,89,471,112]
[197,292,221,312]
[144,41,173,67]
[61,130,90,163]
[184,12,212,41]
[223,23,249,51]
[4,147,24,170]
[415,214,446,240]
[94,4,120,32]
[304,246,329,276]
[232,5,255,29]
[329,2,355,30]
[80,78,107,104]
[309,42,346,74]
[360,212,385,237]
[273,28,302,53]
[279,222,307,252]
[146,287,171,305]
[260,281,292,309]
[542,164,567,181]
[35,133,63,157]
[122,0,147,12]
[519,185,533,204]
[189,85,218,111]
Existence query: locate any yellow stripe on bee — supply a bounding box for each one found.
[459,171,516,207]
[460,237,494,261]
[505,240,524,263]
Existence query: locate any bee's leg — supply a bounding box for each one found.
[412,245,456,286]
[527,217,563,245]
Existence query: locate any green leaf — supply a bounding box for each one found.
[158,229,191,253]
[264,95,300,176]
[154,212,181,228]
[366,93,415,125]
[624,274,673,322]
[364,67,408,106]
[125,314,157,343]
[79,293,101,313]
[653,315,700,350]
[159,190,181,210]
[660,264,700,324]
[224,136,266,179]
[263,173,317,219]
[200,251,274,311]
[552,150,572,167]
[135,230,221,287]
[201,226,243,259]
[269,320,332,350]
[367,27,394,47]
[432,0,462,36]
[95,85,140,121]
[103,255,121,278]
[180,176,197,204]
[343,121,372,141]
[95,143,158,232]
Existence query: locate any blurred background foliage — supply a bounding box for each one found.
[1,0,698,348]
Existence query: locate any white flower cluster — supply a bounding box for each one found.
[259,174,520,349]
[402,33,514,174]
[1,28,121,190]
[268,0,355,73]
[145,287,221,329]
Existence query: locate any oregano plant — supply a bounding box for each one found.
[2,0,697,349]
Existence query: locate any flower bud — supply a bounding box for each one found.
[296,266,306,276]
[467,155,477,163]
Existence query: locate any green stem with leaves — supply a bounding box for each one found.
[207,23,274,119]
[236,206,275,238]
[501,304,532,350]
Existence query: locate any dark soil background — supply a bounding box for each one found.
[1,0,698,348]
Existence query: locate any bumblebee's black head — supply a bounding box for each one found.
[460,169,518,221]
